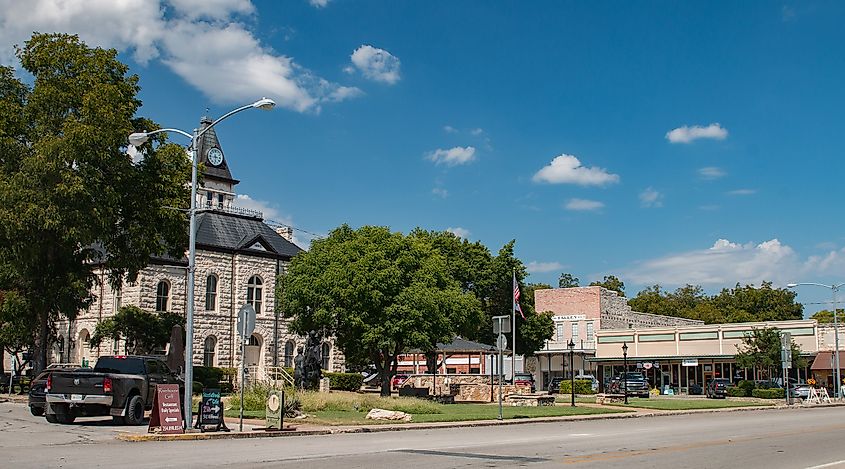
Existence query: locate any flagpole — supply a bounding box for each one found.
[512,268,516,382]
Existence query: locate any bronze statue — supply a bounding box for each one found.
[294,331,322,390]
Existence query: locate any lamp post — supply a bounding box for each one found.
[787,282,845,399]
[622,342,629,405]
[128,98,275,428]
[567,339,575,407]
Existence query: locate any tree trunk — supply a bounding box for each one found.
[0,348,5,375]
[33,308,50,374]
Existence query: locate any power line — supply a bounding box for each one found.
[265,218,325,240]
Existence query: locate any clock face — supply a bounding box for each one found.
[207,147,224,166]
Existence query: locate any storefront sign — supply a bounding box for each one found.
[643,362,653,370]
[148,384,184,434]
[553,314,587,321]
[682,359,699,367]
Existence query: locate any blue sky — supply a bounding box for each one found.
[3,1,845,315]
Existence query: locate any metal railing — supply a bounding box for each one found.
[243,365,294,389]
[202,203,263,219]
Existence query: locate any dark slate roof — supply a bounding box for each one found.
[195,116,239,185]
[195,209,303,259]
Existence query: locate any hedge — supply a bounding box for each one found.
[193,366,236,394]
[557,379,595,395]
[736,380,755,395]
[752,388,785,399]
[325,372,364,392]
[726,386,748,397]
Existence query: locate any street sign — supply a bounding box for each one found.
[148,384,184,434]
[492,316,511,335]
[781,332,791,349]
[237,304,256,338]
[496,334,507,351]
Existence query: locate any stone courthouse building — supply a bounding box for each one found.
[53,116,345,375]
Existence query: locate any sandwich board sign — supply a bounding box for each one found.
[148,384,184,434]
[195,388,229,432]
[265,390,284,430]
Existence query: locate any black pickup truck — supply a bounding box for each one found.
[45,356,183,425]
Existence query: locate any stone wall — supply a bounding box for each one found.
[54,247,346,373]
[817,324,845,351]
[403,374,529,402]
[599,288,702,329]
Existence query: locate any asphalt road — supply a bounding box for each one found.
[2,401,845,468]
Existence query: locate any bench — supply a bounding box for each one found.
[504,394,555,407]
[595,393,626,404]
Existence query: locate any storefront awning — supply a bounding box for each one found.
[811,351,845,371]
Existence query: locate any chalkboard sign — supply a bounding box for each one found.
[194,388,229,432]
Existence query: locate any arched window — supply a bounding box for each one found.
[246,276,263,313]
[248,335,260,346]
[203,336,217,367]
[156,281,170,312]
[205,274,218,311]
[56,336,65,363]
[113,288,122,312]
[284,340,295,368]
[321,343,331,370]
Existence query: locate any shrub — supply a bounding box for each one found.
[752,388,784,399]
[726,386,747,397]
[193,366,236,393]
[737,380,755,395]
[325,372,364,392]
[229,383,275,411]
[557,379,595,395]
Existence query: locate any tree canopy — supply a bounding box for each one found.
[734,327,806,378]
[628,282,803,324]
[589,275,625,296]
[558,273,580,288]
[89,305,183,355]
[810,309,840,324]
[0,33,191,372]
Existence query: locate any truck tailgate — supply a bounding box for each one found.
[51,371,106,396]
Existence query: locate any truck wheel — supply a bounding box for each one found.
[45,414,58,423]
[124,395,145,425]
[56,414,76,424]
[30,406,45,417]
[112,416,126,425]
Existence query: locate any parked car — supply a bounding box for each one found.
[789,383,810,399]
[705,378,731,399]
[28,364,79,417]
[513,372,536,393]
[391,374,409,389]
[548,377,564,394]
[607,372,650,398]
[45,356,183,425]
[574,374,599,392]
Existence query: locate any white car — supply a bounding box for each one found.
[574,374,599,391]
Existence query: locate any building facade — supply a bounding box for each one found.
[52,116,345,376]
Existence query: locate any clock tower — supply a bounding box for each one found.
[194,115,240,209]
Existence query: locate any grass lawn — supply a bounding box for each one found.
[226,403,628,425]
[603,397,775,410]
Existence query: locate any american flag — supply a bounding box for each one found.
[513,272,525,319]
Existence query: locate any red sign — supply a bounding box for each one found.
[148,384,184,434]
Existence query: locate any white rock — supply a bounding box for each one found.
[365,408,412,422]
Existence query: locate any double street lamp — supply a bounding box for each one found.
[128,98,275,426]
[787,282,844,399]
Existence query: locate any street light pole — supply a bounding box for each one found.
[567,339,575,407]
[128,98,275,428]
[622,342,629,405]
[788,282,845,399]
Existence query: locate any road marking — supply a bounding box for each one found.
[805,460,845,469]
[569,433,592,437]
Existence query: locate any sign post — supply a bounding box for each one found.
[148,384,184,434]
[781,332,792,405]
[493,315,510,421]
[237,304,256,432]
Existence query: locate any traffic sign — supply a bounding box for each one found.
[237,304,256,338]
[493,316,511,335]
[496,334,507,351]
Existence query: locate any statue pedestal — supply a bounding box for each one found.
[319,377,330,393]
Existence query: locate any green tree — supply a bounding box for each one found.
[0,290,37,374]
[558,273,580,288]
[279,225,482,396]
[712,282,803,322]
[810,309,840,324]
[89,306,183,355]
[734,327,805,379]
[0,34,191,372]
[589,275,625,296]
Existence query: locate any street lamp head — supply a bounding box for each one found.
[567,339,575,350]
[128,132,149,146]
[786,283,798,288]
[252,97,276,110]
[621,342,628,353]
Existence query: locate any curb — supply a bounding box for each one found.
[115,402,845,442]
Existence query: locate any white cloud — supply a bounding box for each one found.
[639,187,663,208]
[446,227,471,239]
[666,123,728,144]
[470,128,484,136]
[565,198,604,211]
[432,187,449,198]
[728,189,757,196]
[698,167,726,180]
[526,261,563,273]
[443,125,458,134]
[533,154,619,186]
[349,45,401,84]
[0,0,360,112]
[426,146,476,166]
[309,0,330,7]
[236,194,314,249]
